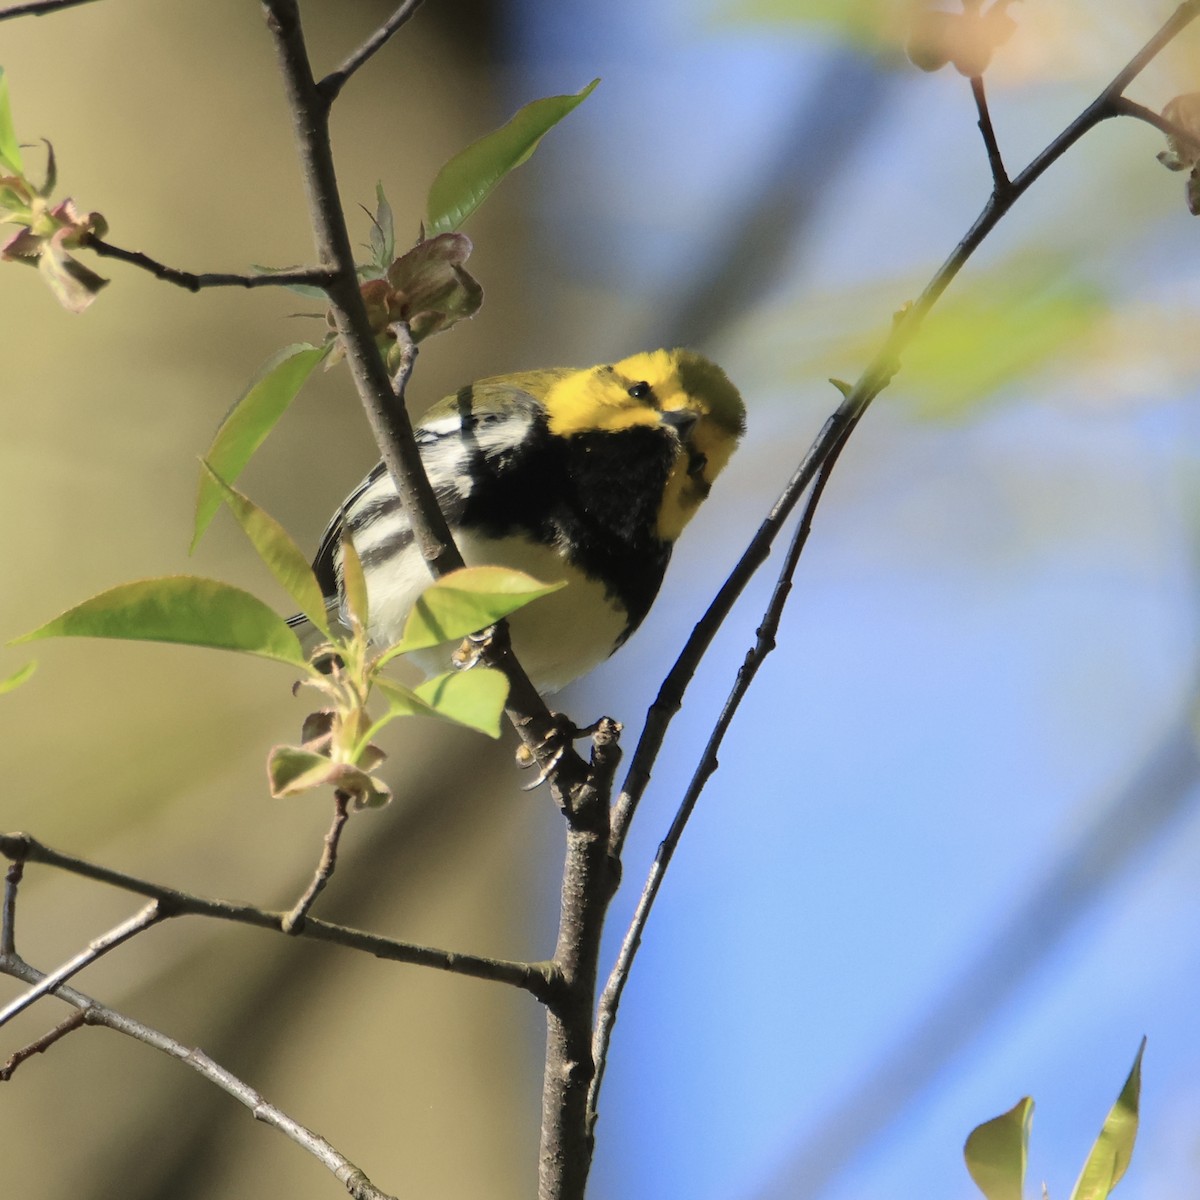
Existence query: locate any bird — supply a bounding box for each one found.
[296,348,745,693]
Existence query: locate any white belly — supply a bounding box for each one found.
[361,530,628,694]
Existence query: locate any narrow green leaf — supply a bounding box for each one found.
[368,181,395,271]
[0,68,24,175]
[415,668,509,737]
[965,1097,1033,1200]
[200,460,330,635]
[192,343,328,549]
[715,0,904,54]
[13,576,305,665]
[341,530,369,634]
[1070,1040,1146,1200]
[0,660,36,695]
[426,79,599,235]
[380,565,566,660]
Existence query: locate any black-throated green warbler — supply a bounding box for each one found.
[299,348,745,692]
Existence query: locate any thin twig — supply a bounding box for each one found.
[1,859,21,955]
[597,0,1200,1129]
[0,0,99,19]
[970,74,1010,193]
[0,954,399,1200]
[1113,95,1200,157]
[260,0,581,786]
[609,0,1200,863]
[0,833,555,998]
[0,900,163,1028]
[592,427,849,1124]
[84,236,336,292]
[318,0,426,105]
[282,792,351,933]
[0,1009,87,1080]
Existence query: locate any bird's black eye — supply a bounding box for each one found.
[687,451,708,479]
[628,381,652,400]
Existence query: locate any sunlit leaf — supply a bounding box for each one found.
[904,271,1103,417]
[426,79,599,234]
[714,0,908,54]
[192,343,328,548]
[0,660,35,695]
[200,461,330,634]
[1069,1040,1145,1200]
[368,181,395,272]
[266,744,392,807]
[13,576,306,665]
[374,669,509,738]
[0,68,24,175]
[341,530,369,634]
[378,566,565,661]
[965,1097,1033,1200]
[415,668,509,737]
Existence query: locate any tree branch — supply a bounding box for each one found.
[970,74,1010,193]
[0,832,554,998]
[538,719,622,1200]
[259,0,582,785]
[282,791,351,934]
[593,432,848,1121]
[0,954,399,1200]
[610,0,1200,862]
[318,1,426,104]
[0,0,99,20]
[83,236,336,292]
[599,0,1200,1121]
[0,1009,87,1080]
[0,899,163,1028]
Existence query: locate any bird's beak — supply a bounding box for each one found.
[660,407,699,440]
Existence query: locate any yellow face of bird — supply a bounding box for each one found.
[544,348,746,542]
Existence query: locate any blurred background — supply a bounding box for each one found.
[2,2,1200,1197]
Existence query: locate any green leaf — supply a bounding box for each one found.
[426,79,599,235]
[0,68,24,175]
[192,343,328,549]
[714,0,905,54]
[200,460,330,635]
[368,181,395,272]
[13,576,306,665]
[1069,1040,1146,1200]
[341,530,369,634]
[379,565,566,661]
[0,660,36,695]
[267,744,392,807]
[901,266,1103,418]
[965,1097,1033,1200]
[374,669,509,737]
[415,668,509,737]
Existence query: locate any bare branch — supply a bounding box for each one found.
[84,235,336,292]
[610,0,1200,861]
[1,859,20,956]
[282,791,351,933]
[970,74,1010,193]
[0,1009,87,1081]
[259,0,581,785]
[0,833,554,998]
[1113,94,1200,157]
[0,900,163,1028]
[318,1,426,105]
[0,0,99,20]
[593,442,846,1121]
[0,954,399,1200]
